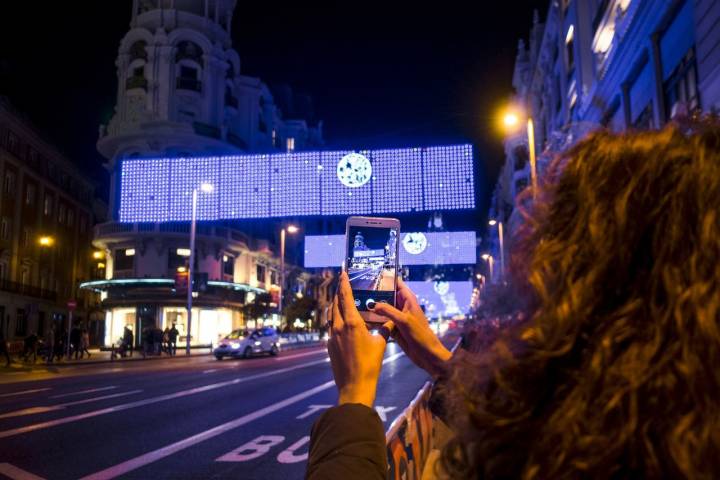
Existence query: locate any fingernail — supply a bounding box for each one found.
[367,301,376,309]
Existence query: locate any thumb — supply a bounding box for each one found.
[370,302,406,325]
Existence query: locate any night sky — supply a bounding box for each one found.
[0,1,547,220]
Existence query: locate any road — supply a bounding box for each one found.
[0,343,428,480]
[349,265,396,291]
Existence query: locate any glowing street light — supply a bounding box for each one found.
[280,225,299,329]
[500,106,537,199]
[186,182,214,355]
[488,219,505,282]
[92,251,104,259]
[38,236,54,247]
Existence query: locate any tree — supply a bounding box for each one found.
[243,292,275,322]
[283,296,318,329]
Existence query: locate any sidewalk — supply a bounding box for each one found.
[1,346,214,371]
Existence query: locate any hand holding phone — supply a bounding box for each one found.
[345,216,400,323]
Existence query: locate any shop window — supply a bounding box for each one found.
[664,48,699,121]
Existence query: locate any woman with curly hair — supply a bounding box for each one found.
[306,122,720,479]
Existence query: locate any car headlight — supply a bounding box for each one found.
[254,341,261,346]
[231,343,240,349]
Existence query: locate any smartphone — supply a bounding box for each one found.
[345,216,400,323]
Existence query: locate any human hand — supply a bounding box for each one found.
[370,278,452,378]
[327,271,394,408]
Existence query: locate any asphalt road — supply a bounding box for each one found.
[0,342,429,480]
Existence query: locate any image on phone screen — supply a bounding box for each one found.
[346,226,398,311]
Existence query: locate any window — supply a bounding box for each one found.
[21,228,30,247]
[286,137,295,152]
[256,264,266,284]
[7,132,18,152]
[58,203,66,224]
[26,184,36,205]
[44,195,53,216]
[223,255,234,276]
[633,103,654,129]
[168,249,187,271]
[79,215,87,233]
[0,262,7,281]
[67,209,74,227]
[664,48,699,121]
[270,270,278,286]
[115,248,135,270]
[0,218,9,240]
[20,266,30,285]
[4,171,16,195]
[566,25,575,71]
[133,66,144,77]
[15,309,27,337]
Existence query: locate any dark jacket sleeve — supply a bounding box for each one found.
[305,403,387,480]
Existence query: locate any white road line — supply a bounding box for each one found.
[202,369,217,374]
[50,386,117,399]
[0,357,330,439]
[0,463,45,480]
[59,390,143,407]
[273,349,327,362]
[0,391,143,420]
[79,352,405,480]
[0,388,51,398]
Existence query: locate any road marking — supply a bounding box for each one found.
[79,351,404,479]
[374,405,397,422]
[273,349,327,362]
[202,369,218,374]
[216,435,286,462]
[277,436,311,464]
[0,463,45,480]
[50,386,117,399]
[0,391,143,420]
[296,404,332,419]
[0,388,51,398]
[0,357,331,439]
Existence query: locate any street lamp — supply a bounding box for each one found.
[501,106,537,199]
[279,225,299,331]
[38,236,54,247]
[186,182,214,355]
[489,219,505,282]
[481,253,494,284]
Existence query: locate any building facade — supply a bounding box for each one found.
[491,0,720,247]
[0,98,101,343]
[88,0,320,347]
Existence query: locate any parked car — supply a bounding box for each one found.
[214,327,280,360]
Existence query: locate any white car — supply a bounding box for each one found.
[214,327,280,360]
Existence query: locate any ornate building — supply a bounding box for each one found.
[87,0,321,347]
[490,0,720,252]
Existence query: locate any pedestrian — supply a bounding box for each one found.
[122,326,133,357]
[306,123,720,479]
[55,327,66,362]
[163,327,170,354]
[44,324,55,364]
[141,326,152,358]
[152,327,163,355]
[79,328,91,359]
[168,323,179,356]
[0,328,10,367]
[70,324,81,359]
[22,332,38,363]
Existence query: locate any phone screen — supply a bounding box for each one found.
[346,225,398,311]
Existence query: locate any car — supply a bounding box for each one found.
[213,327,280,360]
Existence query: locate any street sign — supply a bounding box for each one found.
[67,300,77,310]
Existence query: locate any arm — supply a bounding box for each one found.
[306,404,387,480]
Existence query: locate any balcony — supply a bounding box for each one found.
[94,222,251,248]
[125,76,148,91]
[0,279,57,301]
[176,77,202,92]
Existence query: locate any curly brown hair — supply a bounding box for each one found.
[440,122,720,479]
